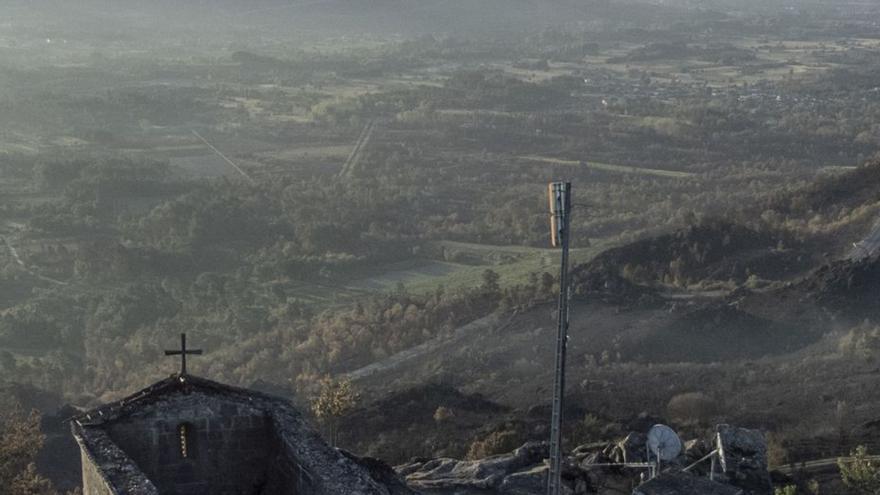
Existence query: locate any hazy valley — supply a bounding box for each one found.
[3,1,880,493]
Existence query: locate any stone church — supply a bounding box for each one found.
[71,353,409,494]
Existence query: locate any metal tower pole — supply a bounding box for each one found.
[547,182,572,495]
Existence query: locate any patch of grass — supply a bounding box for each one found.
[391,240,609,295]
[275,239,609,309]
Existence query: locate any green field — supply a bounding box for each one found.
[345,240,608,296]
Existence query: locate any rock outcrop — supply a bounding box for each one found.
[398,424,772,495]
[399,442,550,493]
[633,472,743,495]
[715,424,773,495]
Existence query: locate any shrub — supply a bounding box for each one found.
[839,445,880,494]
[766,432,789,468]
[666,392,718,425]
[572,413,605,444]
[466,430,523,460]
[433,406,455,423]
[839,322,880,359]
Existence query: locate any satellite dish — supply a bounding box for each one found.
[646,424,682,462]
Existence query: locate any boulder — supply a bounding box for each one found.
[681,438,711,475]
[401,442,548,492]
[497,463,595,495]
[344,451,416,495]
[498,465,547,494]
[683,438,709,461]
[398,425,772,495]
[714,424,772,495]
[633,472,743,495]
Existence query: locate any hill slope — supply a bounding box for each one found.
[345,160,880,465]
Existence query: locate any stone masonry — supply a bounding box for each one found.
[72,374,412,495]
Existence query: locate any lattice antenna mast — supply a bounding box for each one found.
[547,182,572,495]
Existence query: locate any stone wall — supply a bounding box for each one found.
[74,423,159,495]
[80,455,116,495]
[104,391,278,495]
[264,445,315,493]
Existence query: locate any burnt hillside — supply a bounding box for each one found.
[768,160,880,217]
[573,220,814,290]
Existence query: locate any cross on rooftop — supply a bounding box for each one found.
[164,333,203,375]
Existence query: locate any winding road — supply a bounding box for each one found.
[1,224,68,285]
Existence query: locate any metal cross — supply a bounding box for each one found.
[164,333,203,375]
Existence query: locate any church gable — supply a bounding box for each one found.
[72,374,405,495]
[101,390,277,494]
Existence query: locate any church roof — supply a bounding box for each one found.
[72,373,285,427]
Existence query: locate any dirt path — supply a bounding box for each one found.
[1,231,69,286]
[2,234,25,267]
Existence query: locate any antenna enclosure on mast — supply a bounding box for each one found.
[548,182,570,248]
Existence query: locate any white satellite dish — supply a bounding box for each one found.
[646,424,682,462]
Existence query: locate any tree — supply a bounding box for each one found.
[310,376,360,447]
[0,408,55,495]
[839,445,880,494]
[481,269,501,294]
